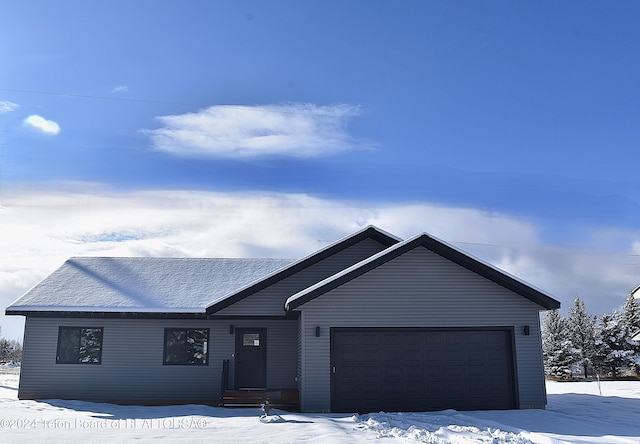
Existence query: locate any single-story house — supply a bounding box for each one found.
[6,226,560,413]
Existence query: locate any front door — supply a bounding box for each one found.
[235,328,267,389]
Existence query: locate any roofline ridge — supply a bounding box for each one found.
[286,230,560,311]
[204,226,401,313]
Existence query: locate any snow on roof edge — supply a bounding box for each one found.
[4,257,70,310]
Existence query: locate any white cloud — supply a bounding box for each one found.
[142,103,364,158]
[23,114,61,135]
[1,187,638,340]
[0,101,19,113]
[111,85,128,93]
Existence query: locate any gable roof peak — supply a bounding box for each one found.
[339,225,402,242]
[204,225,401,314]
[285,230,560,311]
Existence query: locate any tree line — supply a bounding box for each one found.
[0,327,22,364]
[542,293,640,379]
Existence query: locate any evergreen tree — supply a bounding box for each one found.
[622,292,640,335]
[566,296,597,377]
[621,292,640,373]
[542,310,576,379]
[593,311,633,377]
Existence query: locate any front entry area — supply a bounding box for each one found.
[221,322,299,411]
[331,327,517,413]
[235,328,267,389]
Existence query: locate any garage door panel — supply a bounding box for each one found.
[404,365,422,378]
[426,364,446,377]
[446,365,466,379]
[331,328,516,413]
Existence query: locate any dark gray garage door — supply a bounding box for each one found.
[331,328,517,413]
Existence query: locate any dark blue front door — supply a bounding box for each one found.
[235,328,267,389]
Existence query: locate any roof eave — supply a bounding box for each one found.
[5,309,208,319]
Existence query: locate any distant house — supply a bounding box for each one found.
[6,226,560,413]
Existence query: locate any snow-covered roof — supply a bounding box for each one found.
[285,232,561,311]
[6,257,292,314]
[6,226,560,318]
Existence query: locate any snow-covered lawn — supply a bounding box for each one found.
[1,365,639,443]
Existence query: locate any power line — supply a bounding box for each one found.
[450,239,640,259]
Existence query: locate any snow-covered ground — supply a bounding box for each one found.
[1,365,639,443]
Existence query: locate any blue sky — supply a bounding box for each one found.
[1,1,640,339]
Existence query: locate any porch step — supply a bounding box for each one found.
[221,389,299,412]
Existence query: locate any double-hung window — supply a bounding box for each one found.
[163,328,209,365]
[56,327,103,364]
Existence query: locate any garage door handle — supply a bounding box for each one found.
[332,366,336,374]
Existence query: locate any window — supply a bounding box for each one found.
[56,327,103,364]
[163,328,209,365]
[243,333,260,346]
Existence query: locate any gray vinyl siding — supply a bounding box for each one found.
[216,238,389,316]
[297,314,304,402]
[296,246,548,412]
[19,317,297,403]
